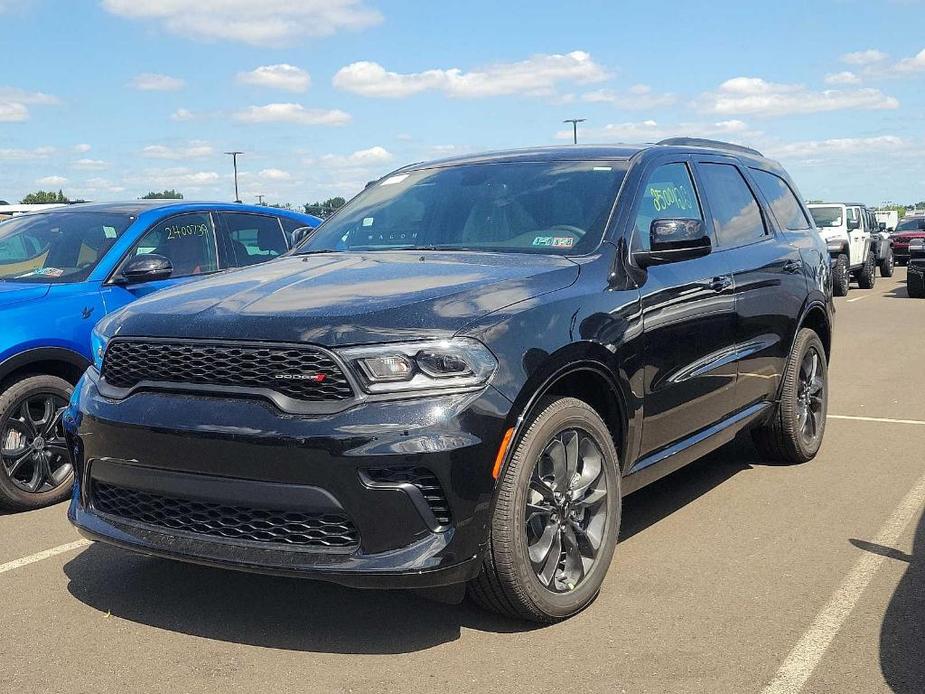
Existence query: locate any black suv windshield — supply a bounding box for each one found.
[299,161,628,256]
[0,211,134,283]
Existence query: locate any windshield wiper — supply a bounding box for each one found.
[297,248,339,255]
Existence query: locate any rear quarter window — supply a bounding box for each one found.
[749,169,811,231]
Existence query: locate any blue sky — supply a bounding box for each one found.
[1,0,924,206]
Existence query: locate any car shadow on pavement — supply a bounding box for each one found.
[61,434,776,654]
[882,285,909,299]
[873,507,924,692]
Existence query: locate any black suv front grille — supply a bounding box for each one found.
[364,466,452,526]
[102,340,354,402]
[92,482,359,549]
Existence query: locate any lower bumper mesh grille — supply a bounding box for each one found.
[364,467,452,526]
[92,482,359,549]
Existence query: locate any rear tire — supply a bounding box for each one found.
[468,397,621,623]
[752,329,828,464]
[857,252,876,289]
[879,247,894,277]
[0,374,74,511]
[832,254,850,296]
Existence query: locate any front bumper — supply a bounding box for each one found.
[66,369,513,588]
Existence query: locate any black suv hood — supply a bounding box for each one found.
[110,251,579,346]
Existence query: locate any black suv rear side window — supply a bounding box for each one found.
[633,162,703,251]
[749,169,810,231]
[698,163,767,247]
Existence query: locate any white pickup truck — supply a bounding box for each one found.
[808,202,877,296]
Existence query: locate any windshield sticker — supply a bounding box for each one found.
[592,166,613,171]
[532,236,575,248]
[649,183,694,213]
[380,174,409,186]
[362,217,374,227]
[103,226,117,239]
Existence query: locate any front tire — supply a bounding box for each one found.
[468,397,621,623]
[0,375,74,511]
[879,247,894,277]
[833,254,850,296]
[857,252,876,289]
[752,329,828,464]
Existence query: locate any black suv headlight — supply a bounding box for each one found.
[337,338,497,394]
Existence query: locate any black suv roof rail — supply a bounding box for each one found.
[656,137,763,157]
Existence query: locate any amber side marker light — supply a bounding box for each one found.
[492,427,515,479]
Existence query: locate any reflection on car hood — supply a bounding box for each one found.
[0,282,50,308]
[108,251,580,346]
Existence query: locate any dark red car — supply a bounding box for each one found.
[892,216,925,264]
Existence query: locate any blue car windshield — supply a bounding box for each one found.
[298,161,628,256]
[0,211,134,283]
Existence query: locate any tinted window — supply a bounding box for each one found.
[750,169,810,230]
[698,163,767,247]
[0,211,133,283]
[300,161,627,256]
[280,217,313,235]
[633,162,703,251]
[127,212,218,278]
[221,213,288,267]
[897,218,925,232]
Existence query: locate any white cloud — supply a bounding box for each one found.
[333,51,608,98]
[134,167,221,189]
[237,64,310,92]
[36,175,68,186]
[895,48,925,74]
[234,103,351,126]
[765,135,906,159]
[128,73,186,91]
[142,141,214,159]
[824,71,861,85]
[555,118,754,144]
[74,143,92,153]
[101,0,382,45]
[0,102,28,122]
[72,158,108,170]
[582,84,676,109]
[841,49,888,65]
[318,145,393,168]
[258,168,291,181]
[75,177,126,196]
[0,146,55,160]
[0,86,59,121]
[696,76,898,117]
[170,108,194,121]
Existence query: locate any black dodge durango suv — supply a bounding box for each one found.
[66,139,834,623]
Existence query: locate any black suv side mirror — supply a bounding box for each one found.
[634,219,711,268]
[847,219,861,231]
[289,226,314,247]
[879,222,887,232]
[117,254,174,284]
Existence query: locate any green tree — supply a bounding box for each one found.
[21,189,69,204]
[304,196,346,218]
[141,189,184,200]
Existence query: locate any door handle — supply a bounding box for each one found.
[709,275,732,292]
[783,259,803,274]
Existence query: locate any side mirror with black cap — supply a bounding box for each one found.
[633,219,712,268]
[289,226,314,247]
[115,254,174,284]
[847,219,860,231]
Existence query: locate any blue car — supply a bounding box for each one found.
[0,201,319,510]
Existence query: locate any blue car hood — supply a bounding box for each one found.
[0,282,51,308]
[107,251,579,346]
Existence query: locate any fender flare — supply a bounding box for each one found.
[0,346,91,385]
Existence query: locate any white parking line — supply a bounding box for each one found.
[0,539,90,576]
[762,470,925,694]
[828,414,925,426]
[845,295,869,302]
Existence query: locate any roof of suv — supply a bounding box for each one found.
[17,200,313,217]
[399,139,777,171]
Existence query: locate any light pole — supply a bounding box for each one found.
[224,151,243,203]
[563,118,586,145]
[256,194,265,205]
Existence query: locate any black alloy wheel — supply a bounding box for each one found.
[0,374,75,511]
[795,347,825,448]
[525,429,609,593]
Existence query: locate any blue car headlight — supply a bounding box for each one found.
[90,325,109,371]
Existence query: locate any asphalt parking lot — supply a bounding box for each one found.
[1,269,922,694]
